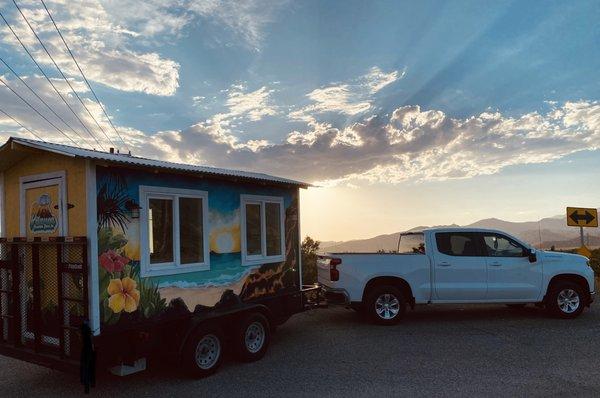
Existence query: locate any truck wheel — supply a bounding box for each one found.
[546,282,585,319]
[182,324,224,378]
[365,285,406,325]
[235,312,271,362]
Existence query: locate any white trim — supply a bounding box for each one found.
[240,194,286,266]
[85,160,101,336]
[0,171,4,237]
[19,170,68,236]
[139,185,210,278]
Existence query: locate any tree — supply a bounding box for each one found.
[301,236,320,285]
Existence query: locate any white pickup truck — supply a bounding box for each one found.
[318,228,595,325]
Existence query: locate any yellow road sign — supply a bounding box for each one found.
[566,207,598,227]
[576,246,592,258]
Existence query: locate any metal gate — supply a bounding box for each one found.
[0,237,88,361]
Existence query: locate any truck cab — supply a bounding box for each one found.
[318,228,595,325]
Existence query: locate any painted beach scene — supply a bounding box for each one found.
[96,166,299,327]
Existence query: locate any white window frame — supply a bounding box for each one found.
[240,194,286,266]
[140,186,210,277]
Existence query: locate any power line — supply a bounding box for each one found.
[0,107,46,142]
[0,9,104,150]
[0,75,79,146]
[40,0,129,152]
[0,56,93,149]
[12,0,115,149]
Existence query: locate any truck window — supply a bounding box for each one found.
[435,233,481,256]
[397,233,425,254]
[482,234,526,257]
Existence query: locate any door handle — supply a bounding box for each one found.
[489,262,502,266]
[437,262,451,267]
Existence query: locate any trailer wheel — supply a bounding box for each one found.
[235,312,271,362]
[183,324,224,378]
[365,285,406,325]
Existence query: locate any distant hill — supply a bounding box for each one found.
[319,214,600,252]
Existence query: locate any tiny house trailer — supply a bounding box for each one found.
[0,137,317,389]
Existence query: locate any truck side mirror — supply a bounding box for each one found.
[527,248,537,263]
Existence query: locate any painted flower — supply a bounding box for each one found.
[99,250,129,273]
[107,277,140,313]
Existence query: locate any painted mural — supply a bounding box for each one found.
[96,166,299,328]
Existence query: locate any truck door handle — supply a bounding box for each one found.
[437,262,451,267]
[489,262,502,266]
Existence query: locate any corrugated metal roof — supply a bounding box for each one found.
[4,137,310,188]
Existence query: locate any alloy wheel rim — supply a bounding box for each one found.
[557,288,580,314]
[195,334,221,369]
[245,321,265,354]
[375,293,400,319]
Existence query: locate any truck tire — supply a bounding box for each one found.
[545,281,585,319]
[182,324,224,378]
[235,312,271,362]
[365,285,406,325]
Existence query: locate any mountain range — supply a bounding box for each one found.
[319,214,600,253]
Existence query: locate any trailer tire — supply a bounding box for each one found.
[235,312,271,362]
[182,324,224,378]
[365,285,406,325]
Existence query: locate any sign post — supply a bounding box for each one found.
[566,207,598,255]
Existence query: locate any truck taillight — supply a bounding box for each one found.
[330,258,341,281]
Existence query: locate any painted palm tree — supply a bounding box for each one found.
[97,173,130,232]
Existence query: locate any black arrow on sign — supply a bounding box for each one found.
[569,210,596,225]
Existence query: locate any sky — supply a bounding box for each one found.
[0,0,598,241]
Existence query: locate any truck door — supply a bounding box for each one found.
[432,232,487,301]
[480,233,542,301]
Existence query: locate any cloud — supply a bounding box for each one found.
[289,67,402,122]
[130,100,600,185]
[225,85,278,121]
[0,73,134,150]
[188,0,289,49]
[1,68,598,189]
[0,0,181,96]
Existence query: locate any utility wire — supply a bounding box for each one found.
[0,107,46,142]
[0,56,93,149]
[0,75,79,146]
[0,10,103,150]
[12,0,113,149]
[40,0,129,152]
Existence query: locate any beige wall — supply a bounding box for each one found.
[3,151,88,237]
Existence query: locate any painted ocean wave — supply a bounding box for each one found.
[157,268,254,289]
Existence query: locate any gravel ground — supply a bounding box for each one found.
[2,304,600,397]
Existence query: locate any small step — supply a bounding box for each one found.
[109,358,147,376]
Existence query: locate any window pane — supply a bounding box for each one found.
[245,203,262,256]
[149,198,173,264]
[398,233,425,254]
[436,233,480,256]
[179,197,204,264]
[483,235,525,257]
[265,202,282,256]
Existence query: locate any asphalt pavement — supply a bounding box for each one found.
[2,304,600,397]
